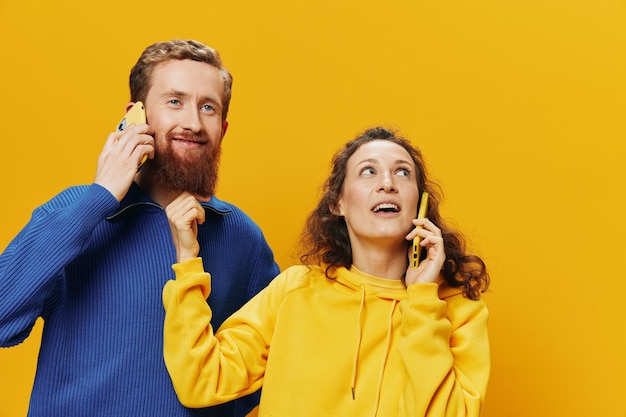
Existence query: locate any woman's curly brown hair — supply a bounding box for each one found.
[299,127,489,300]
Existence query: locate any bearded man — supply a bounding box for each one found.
[0,39,279,417]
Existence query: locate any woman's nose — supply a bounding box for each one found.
[378,175,397,192]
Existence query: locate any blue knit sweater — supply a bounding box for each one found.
[0,182,279,417]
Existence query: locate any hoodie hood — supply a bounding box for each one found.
[330,265,408,300]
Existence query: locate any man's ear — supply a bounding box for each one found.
[221,120,229,138]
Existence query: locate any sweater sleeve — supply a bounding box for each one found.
[0,184,119,346]
[241,222,280,301]
[397,283,490,417]
[163,258,280,408]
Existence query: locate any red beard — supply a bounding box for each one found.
[147,136,221,198]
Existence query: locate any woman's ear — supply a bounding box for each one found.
[330,200,343,217]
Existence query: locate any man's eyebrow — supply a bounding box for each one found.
[159,89,187,98]
[159,90,223,108]
[202,96,223,108]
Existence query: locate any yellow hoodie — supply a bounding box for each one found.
[163,258,490,417]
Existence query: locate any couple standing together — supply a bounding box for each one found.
[0,39,490,417]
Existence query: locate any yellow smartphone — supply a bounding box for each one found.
[116,101,148,167]
[411,192,429,268]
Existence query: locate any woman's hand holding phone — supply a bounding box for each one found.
[405,192,445,286]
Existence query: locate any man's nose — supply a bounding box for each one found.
[181,107,202,132]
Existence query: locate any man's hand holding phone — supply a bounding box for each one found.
[94,102,154,201]
[116,101,150,168]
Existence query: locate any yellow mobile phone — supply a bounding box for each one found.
[116,101,148,167]
[411,192,429,268]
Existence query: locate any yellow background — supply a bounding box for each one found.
[1,1,625,416]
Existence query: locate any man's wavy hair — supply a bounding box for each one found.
[129,39,233,121]
[299,127,489,300]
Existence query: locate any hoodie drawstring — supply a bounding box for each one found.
[350,286,399,417]
[370,299,397,417]
[351,285,366,400]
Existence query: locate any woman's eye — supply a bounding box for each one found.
[397,168,410,177]
[360,167,376,176]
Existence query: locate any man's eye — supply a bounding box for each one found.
[169,99,181,105]
[202,104,215,112]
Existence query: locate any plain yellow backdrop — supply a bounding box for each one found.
[1,0,625,416]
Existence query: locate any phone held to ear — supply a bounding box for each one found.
[116,101,148,167]
[411,192,429,268]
